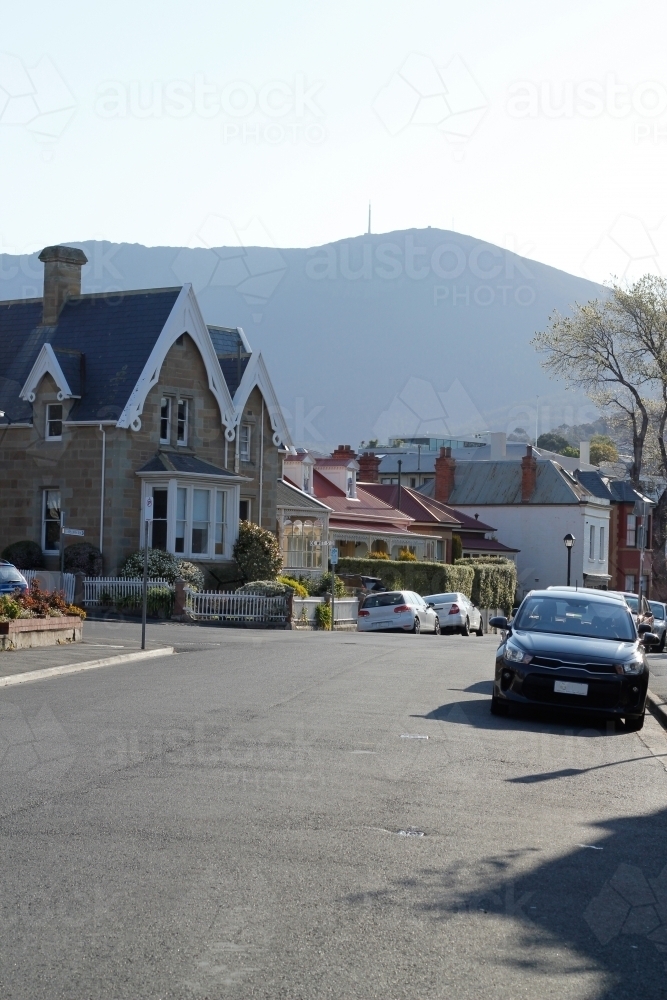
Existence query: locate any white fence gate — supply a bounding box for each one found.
[83,577,172,606]
[23,570,75,604]
[185,590,288,623]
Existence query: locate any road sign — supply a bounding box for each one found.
[330,546,339,565]
[62,528,84,537]
[144,496,154,521]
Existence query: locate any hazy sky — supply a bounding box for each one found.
[2,0,667,282]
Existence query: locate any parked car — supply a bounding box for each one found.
[0,560,28,595]
[489,588,658,730]
[609,591,654,631]
[340,574,385,598]
[648,601,667,652]
[423,592,483,636]
[357,590,440,634]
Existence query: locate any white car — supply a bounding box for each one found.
[423,591,484,636]
[357,590,440,634]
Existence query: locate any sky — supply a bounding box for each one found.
[2,0,667,283]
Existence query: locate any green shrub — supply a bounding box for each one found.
[337,557,474,597]
[370,549,390,559]
[233,521,282,582]
[314,602,332,630]
[0,595,22,620]
[119,549,204,589]
[309,572,347,597]
[455,557,517,614]
[1,540,45,570]
[451,534,462,561]
[236,580,292,596]
[64,542,103,576]
[115,585,174,618]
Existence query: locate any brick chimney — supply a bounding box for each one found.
[435,446,456,503]
[39,245,88,325]
[521,445,537,502]
[331,444,357,461]
[358,451,380,482]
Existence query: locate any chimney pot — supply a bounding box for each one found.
[39,244,88,326]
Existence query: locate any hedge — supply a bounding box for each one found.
[337,557,474,598]
[455,557,517,614]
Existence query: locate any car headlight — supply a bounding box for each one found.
[618,656,644,675]
[504,643,533,665]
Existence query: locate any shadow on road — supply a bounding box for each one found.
[412,696,629,737]
[346,809,667,997]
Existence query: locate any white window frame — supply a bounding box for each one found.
[42,489,61,552]
[589,524,595,561]
[240,423,251,462]
[599,526,605,563]
[45,403,63,441]
[160,397,171,444]
[177,398,189,446]
[140,479,238,560]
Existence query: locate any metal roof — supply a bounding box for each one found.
[419,459,603,506]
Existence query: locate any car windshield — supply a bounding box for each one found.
[426,593,458,603]
[0,567,24,583]
[649,602,665,620]
[514,596,635,641]
[361,592,404,609]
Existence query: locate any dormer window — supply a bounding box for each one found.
[46,403,63,441]
[177,399,188,446]
[160,398,171,444]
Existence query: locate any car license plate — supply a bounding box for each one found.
[554,680,588,696]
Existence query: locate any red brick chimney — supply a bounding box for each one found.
[331,444,357,461]
[521,445,537,502]
[358,451,380,482]
[435,446,456,503]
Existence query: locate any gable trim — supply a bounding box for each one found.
[232,351,292,448]
[19,343,78,402]
[116,284,235,431]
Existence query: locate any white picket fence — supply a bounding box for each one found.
[293,597,359,626]
[83,577,172,607]
[185,589,288,622]
[23,570,75,604]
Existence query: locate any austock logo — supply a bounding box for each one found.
[0,53,75,145]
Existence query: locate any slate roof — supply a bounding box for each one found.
[0,289,181,423]
[136,452,238,477]
[418,460,599,505]
[217,355,250,396]
[575,470,653,506]
[278,478,331,512]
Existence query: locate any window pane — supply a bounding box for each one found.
[46,404,63,439]
[215,491,225,555]
[160,398,170,442]
[175,487,187,554]
[177,399,188,444]
[151,488,168,550]
[192,488,209,554]
[44,489,61,551]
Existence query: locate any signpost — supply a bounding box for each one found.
[330,546,338,632]
[142,496,153,650]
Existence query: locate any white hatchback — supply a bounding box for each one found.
[357,590,440,634]
[422,592,484,636]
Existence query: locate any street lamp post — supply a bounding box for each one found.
[564,533,575,586]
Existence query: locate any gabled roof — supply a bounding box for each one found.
[0,289,180,423]
[575,470,654,506]
[278,477,331,512]
[312,469,413,524]
[231,351,292,449]
[418,459,601,505]
[361,483,461,527]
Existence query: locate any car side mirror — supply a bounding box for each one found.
[643,632,660,647]
[489,616,508,630]
[638,623,651,635]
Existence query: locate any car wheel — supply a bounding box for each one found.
[412,617,421,634]
[490,695,509,716]
[622,712,645,732]
[659,633,666,653]
[433,616,440,635]
[476,620,484,636]
[461,617,470,636]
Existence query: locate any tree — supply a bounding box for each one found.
[537,432,578,457]
[589,435,618,466]
[233,521,282,582]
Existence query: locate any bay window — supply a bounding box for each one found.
[142,480,236,560]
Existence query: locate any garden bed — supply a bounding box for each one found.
[0,616,84,651]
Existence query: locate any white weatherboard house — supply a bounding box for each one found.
[419,446,611,597]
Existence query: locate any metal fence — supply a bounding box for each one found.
[83,577,172,607]
[293,597,359,626]
[23,570,76,604]
[185,589,288,622]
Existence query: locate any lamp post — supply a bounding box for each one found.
[564,533,575,586]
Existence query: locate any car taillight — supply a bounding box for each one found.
[448,603,460,614]
[358,609,370,617]
[393,604,411,613]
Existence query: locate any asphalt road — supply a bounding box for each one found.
[2,627,667,1000]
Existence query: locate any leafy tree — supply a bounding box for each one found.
[451,534,463,561]
[589,435,619,466]
[64,542,103,576]
[233,521,281,582]
[1,540,45,569]
[537,432,573,454]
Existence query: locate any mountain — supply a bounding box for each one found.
[0,229,604,448]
